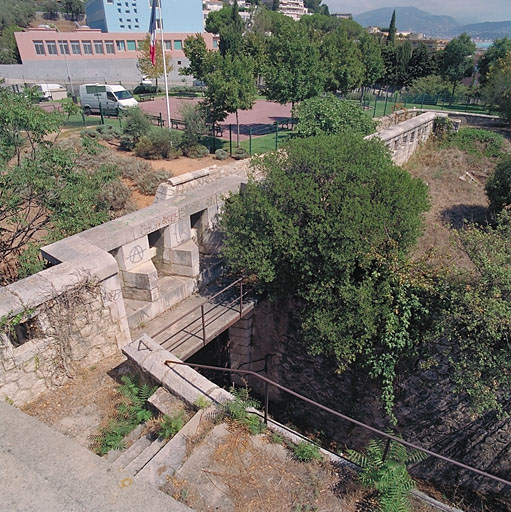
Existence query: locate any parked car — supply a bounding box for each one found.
[36,83,67,101]
[79,84,138,115]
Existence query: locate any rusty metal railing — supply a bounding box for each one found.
[151,279,252,352]
[163,359,511,490]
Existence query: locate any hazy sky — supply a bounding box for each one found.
[326,0,511,23]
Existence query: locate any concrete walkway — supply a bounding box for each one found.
[0,401,192,512]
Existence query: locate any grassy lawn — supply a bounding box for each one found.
[203,130,294,156]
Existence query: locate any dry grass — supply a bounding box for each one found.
[405,142,498,269]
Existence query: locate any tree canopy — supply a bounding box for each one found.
[137,35,172,87]
[221,134,429,415]
[440,33,475,96]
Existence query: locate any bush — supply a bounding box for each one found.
[135,129,180,160]
[135,170,172,195]
[80,128,98,139]
[122,107,151,141]
[442,127,504,158]
[97,179,136,218]
[159,411,185,439]
[179,103,207,150]
[295,94,376,137]
[215,148,229,160]
[233,147,249,160]
[293,441,322,462]
[95,125,121,141]
[119,134,135,151]
[486,155,511,213]
[133,84,157,95]
[183,144,209,158]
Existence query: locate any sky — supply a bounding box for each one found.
[326,0,511,23]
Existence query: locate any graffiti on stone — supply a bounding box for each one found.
[128,245,145,265]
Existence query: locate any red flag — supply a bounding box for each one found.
[149,0,157,65]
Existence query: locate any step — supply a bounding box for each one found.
[113,434,153,470]
[135,406,213,488]
[105,424,145,464]
[148,387,187,417]
[123,436,167,476]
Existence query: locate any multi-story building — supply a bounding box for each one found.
[202,0,253,28]
[9,27,217,89]
[332,13,352,20]
[278,0,309,21]
[85,0,203,33]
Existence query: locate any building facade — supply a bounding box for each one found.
[10,27,217,89]
[278,0,309,21]
[85,0,203,33]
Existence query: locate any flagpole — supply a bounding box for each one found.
[157,0,171,130]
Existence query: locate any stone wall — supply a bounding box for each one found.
[233,298,511,498]
[366,111,442,166]
[0,254,129,405]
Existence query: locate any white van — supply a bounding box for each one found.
[79,84,138,115]
[36,83,67,101]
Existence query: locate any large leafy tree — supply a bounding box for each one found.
[481,52,511,121]
[320,27,365,94]
[181,34,211,82]
[406,43,437,85]
[137,35,172,88]
[62,0,84,21]
[204,53,257,146]
[478,37,511,85]
[0,0,34,31]
[221,134,429,415]
[359,33,384,87]
[440,33,475,97]
[263,22,325,109]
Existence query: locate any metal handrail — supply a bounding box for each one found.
[164,359,511,490]
[151,278,244,340]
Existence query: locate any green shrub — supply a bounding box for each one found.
[295,93,376,137]
[97,179,135,218]
[442,127,504,158]
[223,386,266,434]
[134,136,155,159]
[119,134,135,151]
[293,441,322,462]
[347,437,426,512]
[95,125,122,141]
[179,103,207,149]
[215,148,229,160]
[160,411,185,439]
[194,396,211,409]
[122,107,151,141]
[80,128,97,139]
[233,147,249,160]
[183,144,209,158]
[135,129,180,159]
[486,155,511,213]
[90,375,156,455]
[135,170,172,195]
[133,84,157,95]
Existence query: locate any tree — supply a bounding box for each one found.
[295,94,376,137]
[205,6,233,34]
[221,134,429,415]
[264,22,325,110]
[204,54,257,146]
[179,103,207,149]
[271,0,279,11]
[0,25,22,64]
[359,33,384,87]
[387,10,396,46]
[320,27,365,94]
[0,0,35,31]
[181,34,211,82]
[481,52,511,121]
[219,0,244,57]
[62,0,84,20]
[42,0,60,20]
[137,35,172,89]
[440,33,475,98]
[478,38,511,85]
[406,43,436,84]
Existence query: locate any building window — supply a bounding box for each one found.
[116,40,125,51]
[135,18,138,22]
[134,8,137,13]
[107,0,113,3]
[118,8,121,12]
[33,40,45,55]
[70,40,81,54]
[212,39,218,49]
[127,40,136,51]
[105,40,115,54]
[164,40,171,50]
[128,25,131,29]
[94,40,104,54]
[119,17,123,22]
[126,18,131,22]
[58,40,69,55]
[173,40,182,50]
[120,24,125,28]
[46,40,58,55]
[83,40,93,54]
[156,19,161,29]
[177,60,182,65]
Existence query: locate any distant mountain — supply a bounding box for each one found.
[455,21,511,40]
[354,6,458,36]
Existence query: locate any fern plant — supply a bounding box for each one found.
[160,411,185,439]
[347,437,427,512]
[223,386,266,434]
[90,375,157,455]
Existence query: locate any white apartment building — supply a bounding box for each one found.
[279,0,309,21]
[203,0,253,28]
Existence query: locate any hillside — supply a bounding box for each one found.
[455,21,511,39]
[354,6,458,36]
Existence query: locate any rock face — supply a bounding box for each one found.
[242,298,511,499]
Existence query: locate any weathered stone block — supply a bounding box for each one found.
[166,240,199,278]
[113,236,150,272]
